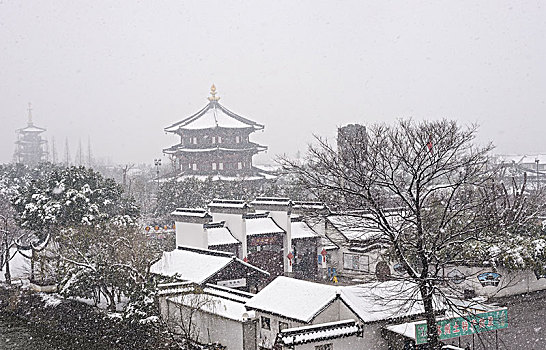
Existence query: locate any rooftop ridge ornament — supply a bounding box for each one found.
[27,102,33,125]
[208,84,221,102]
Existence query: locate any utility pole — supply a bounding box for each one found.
[154,158,162,190]
[64,138,71,166]
[121,164,134,192]
[76,138,83,166]
[87,136,93,168]
[51,137,58,164]
[0,215,11,284]
[535,157,540,192]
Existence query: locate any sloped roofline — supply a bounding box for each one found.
[165,100,264,132]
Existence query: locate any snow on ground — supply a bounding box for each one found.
[39,293,62,307]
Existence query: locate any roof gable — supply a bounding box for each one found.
[150,248,233,283]
[245,276,340,323]
[246,217,285,236]
[340,281,439,323]
[291,221,320,240]
[327,215,385,242]
[207,225,241,246]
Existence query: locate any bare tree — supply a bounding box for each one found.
[280,119,545,349]
[165,285,220,345]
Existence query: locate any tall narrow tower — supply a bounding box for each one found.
[14,103,48,165]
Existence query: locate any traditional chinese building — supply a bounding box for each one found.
[163,85,267,178]
[170,197,334,281]
[14,104,48,165]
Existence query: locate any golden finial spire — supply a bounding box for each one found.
[208,84,220,102]
[27,102,33,125]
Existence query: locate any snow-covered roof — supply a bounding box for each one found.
[167,285,255,322]
[208,199,249,209]
[251,197,291,207]
[291,221,320,240]
[385,320,419,340]
[150,248,235,283]
[176,173,270,182]
[207,225,240,246]
[277,319,361,346]
[292,201,329,211]
[245,217,285,236]
[327,215,385,242]
[245,276,340,323]
[164,145,264,154]
[340,281,439,323]
[172,208,211,218]
[496,154,546,165]
[18,124,46,133]
[164,100,264,132]
[245,277,437,324]
[253,164,282,173]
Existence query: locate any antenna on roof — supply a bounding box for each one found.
[208,84,220,102]
[27,102,33,125]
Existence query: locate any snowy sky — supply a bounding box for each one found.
[1,1,545,166]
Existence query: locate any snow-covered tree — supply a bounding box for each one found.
[3,164,154,306]
[281,119,546,349]
[12,165,139,236]
[0,163,33,284]
[57,223,156,311]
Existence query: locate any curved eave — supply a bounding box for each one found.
[164,142,267,155]
[17,127,46,133]
[163,147,263,155]
[15,140,47,145]
[164,101,264,133]
[167,125,263,135]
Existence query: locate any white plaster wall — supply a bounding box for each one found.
[254,311,304,349]
[165,299,244,350]
[312,299,343,325]
[213,213,246,258]
[444,266,546,298]
[291,335,368,350]
[175,221,207,249]
[361,323,388,350]
[268,210,292,274]
[337,248,388,281]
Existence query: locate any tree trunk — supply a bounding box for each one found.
[420,283,441,349]
[0,229,11,285]
[101,285,116,311]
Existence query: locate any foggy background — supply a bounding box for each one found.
[1,1,545,166]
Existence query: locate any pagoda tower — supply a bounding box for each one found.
[14,104,48,165]
[164,85,267,178]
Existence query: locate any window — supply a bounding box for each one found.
[343,253,369,272]
[192,164,197,171]
[212,163,217,170]
[315,344,333,350]
[237,162,242,169]
[219,162,223,170]
[212,136,216,144]
[279,321,288,332]
[261,316,270,330]
[235,136,240,143]
[192,137,197,144]
[218,136,222,143]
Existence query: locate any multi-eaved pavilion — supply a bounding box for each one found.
[14,104,48,165]
[163,85,267,178]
